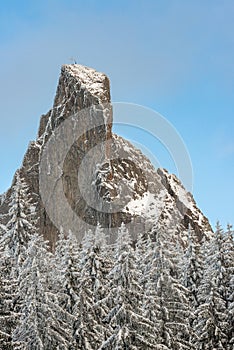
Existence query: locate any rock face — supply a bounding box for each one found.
[0,64,212,249]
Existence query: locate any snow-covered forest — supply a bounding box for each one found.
[0,176,233,349]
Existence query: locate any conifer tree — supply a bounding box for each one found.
[13,233,71,349]
[0,224,18,350]
[142,227,194,349]
[72,226,112,349]
[0,173,39,348]
[100,223,158,349]
[180,226,203,308]
[223,224,234,348]
[193,223,229,349]
[140,237,169,349]
[53,229,81,316]
[2,173,37,277]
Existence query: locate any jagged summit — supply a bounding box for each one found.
[38,64,111,139]
[61,64,109,100]
[0,64,212,249]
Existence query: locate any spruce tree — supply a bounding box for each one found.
[0,224,18,350]
[193,223,229,349]
[2,173,37,277]
[100,223,158,349]
[141,237,169,349]
[72,226,112,350]
[179,226,203,308]
[0,173,39,348]
[13,233,71,349]
[53,229,81,316]
[223,224,234,348]
[143,227,194,349]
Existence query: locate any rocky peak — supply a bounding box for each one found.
[38,64,112,139]
[0,64,212,249]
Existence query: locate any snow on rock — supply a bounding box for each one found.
[93,132,212,239]
[157,168,212,238]
[123,191,164,219]
[0,193,5,206]
[62,64,109,102]
[0,63,213,246]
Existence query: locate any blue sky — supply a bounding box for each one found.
[0,0,233,228]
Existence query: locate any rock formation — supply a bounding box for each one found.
[0,64,212,250]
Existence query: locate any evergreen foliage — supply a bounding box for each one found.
[0,194,233,350]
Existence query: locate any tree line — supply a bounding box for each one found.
[0,174,233,349]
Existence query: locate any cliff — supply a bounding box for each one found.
[0,64,212,249]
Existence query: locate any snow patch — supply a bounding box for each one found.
[123,190,168,222]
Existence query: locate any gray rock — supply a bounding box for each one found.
[0,64,212,250]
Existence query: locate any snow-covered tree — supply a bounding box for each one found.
[1,173,37,277]
[222,224,234,348]
[72,226,112,349]
[193,223,230,349]
[100,223,158,349]
[53,229,81,316]
[13,233,71,349]
[140,237,169,350]
[179,226,203,308]
[0,224,18,350]
[0,174,39,347]
[142,227,194,349]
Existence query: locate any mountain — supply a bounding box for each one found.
[0,64,212,250]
